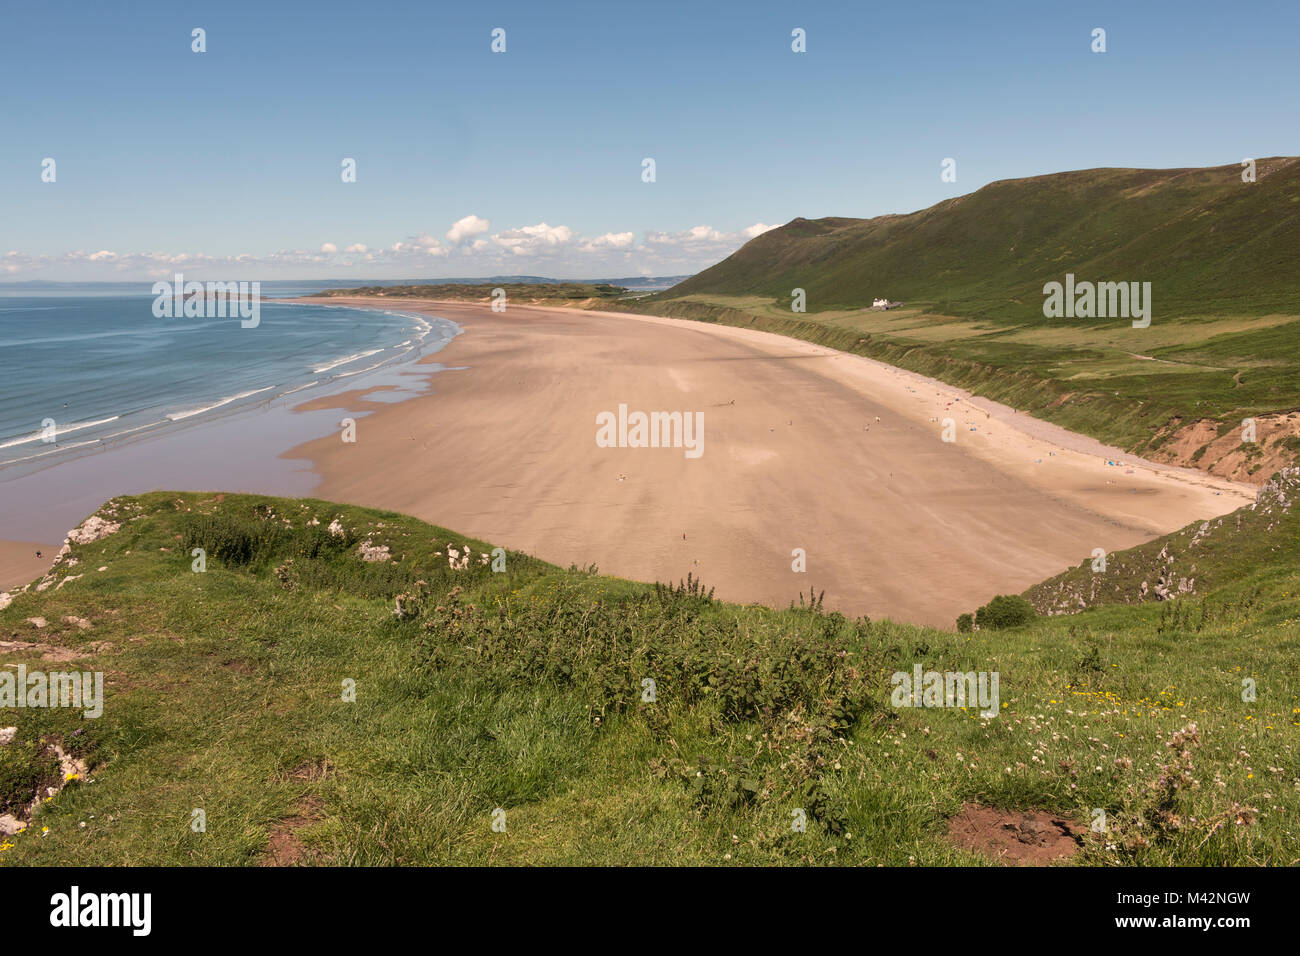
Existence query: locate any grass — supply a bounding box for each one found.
[1,489,1296,866]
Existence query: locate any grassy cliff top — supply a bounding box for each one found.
[0,490,1296,865]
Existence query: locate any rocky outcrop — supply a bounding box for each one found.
[66,515,121,545]
[1026,467,1299,615]
[357,540,391,563]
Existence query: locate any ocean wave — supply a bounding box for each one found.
[334,360,389,379]
[312,348,383,373]
[97,420,169,442]
[0,415,121,450]
[165,387,275,422]
[3,438,102,464]
[2,323,213,348]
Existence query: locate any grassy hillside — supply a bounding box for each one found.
[666,158,1300,318]
[618,160,1300,480]
[0,491,1296,866]
[1026,467,1300,614]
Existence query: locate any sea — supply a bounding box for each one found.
[0,282,460,541]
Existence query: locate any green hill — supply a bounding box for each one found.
[0,491,1295,866]
[620,159,1300,480]
[666,158,1300,318]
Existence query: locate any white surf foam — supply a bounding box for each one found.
[0,415,121,450]
[166,387,275,422]
[312,349,382,374]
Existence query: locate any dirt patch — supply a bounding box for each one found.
[284,758,335,782]
[0,639,110,662]
[260,797,323,867]
[948,803,1082,865]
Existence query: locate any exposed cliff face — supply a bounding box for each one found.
[1147,413,1300,485]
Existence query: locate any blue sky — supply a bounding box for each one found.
[2,0,1297,280]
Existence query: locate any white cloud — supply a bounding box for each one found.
[446,214,490,244]
[646,225,731,245]
[580,231,636,251]
[687,225,726,242]
[491,222,574,255]
[3,218,774,279]
[388,233,443,256]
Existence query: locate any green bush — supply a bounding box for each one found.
[956,613,974,633]
[182,509,289,568]
[974,594,1036,630]
[414,579,889,832]
[181,503,356,570]
[0,739,59,815]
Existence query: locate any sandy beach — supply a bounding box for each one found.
[0,540,60,593]
[281,297,1255,628]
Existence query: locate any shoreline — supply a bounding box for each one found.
[0,302,459,590]
[0,300,453,482]
[2,293,1257,619]
[280,296,1255,628]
